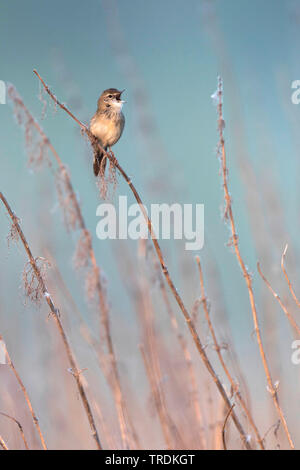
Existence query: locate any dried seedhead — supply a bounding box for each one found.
[22,257,51,303]
[99,178,108,201]
[73,229,91,269]
[55,166,80,232]
[7,217,20,247]
[85,266,99,303]
[96,170,109,200]
[38,81,48,119]
[108,157,117,192]
[7,84,50,170]
[96,153,118,201]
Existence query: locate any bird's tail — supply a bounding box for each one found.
[93,148,107,176]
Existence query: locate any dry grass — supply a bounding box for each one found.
[0,72,299,451]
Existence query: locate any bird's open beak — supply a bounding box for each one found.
[117,89,126,103]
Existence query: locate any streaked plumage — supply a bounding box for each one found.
[90,88,125,176]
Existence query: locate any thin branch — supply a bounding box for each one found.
[33,71,86,130]
[33,69,252,450]
[262,419,281,446]
[161,284,207,448]
[215,76,294,449]
[257,262,300,336]
[213,400,226,450]
[151,250,207,448]
[195,256,264,449]
[222,404,235,451]
[0,412,29,450]
[0,192,102,450]
[0,335,47,449]
[0,435,9,450]
[281,244,300,309]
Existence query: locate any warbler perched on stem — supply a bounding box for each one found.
[90,88,125,176]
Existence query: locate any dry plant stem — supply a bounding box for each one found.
[195,256,264,449]
[139,344,173,450]
[115,243,177,449]
[157,269,207,449]
[206,253,253,412]
[281,245,300,309]
[213,400,226,450]
[46,253,119,448]
[49,254,136,450]
[10,87,131,450]
[0,435,9,450]
[0,193,102,451]
[44,252,121,449]
[216,77,294,449]
[257,263,300,336]
[0,335,47,449]
[34,69,252,451]
[0,412,29,450]
[222,404,235,451]
[138,265,184,449]
[262,419,280,445]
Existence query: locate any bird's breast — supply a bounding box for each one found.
[90,113,124,148]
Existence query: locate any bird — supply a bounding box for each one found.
[90,88,125,176]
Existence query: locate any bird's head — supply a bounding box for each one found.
[97,88,125,112]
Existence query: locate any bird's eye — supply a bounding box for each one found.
[108,94,112,98]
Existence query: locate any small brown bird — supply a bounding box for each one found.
[90,88,125,176]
